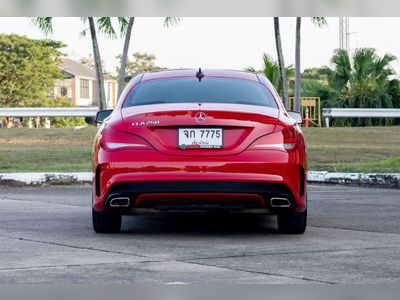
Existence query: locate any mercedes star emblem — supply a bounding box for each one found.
[195,112,206,123]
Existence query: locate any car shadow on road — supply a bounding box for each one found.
[121,213,278,235]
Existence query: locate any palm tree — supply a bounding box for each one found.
[87,17,107,110]
[117,17,135,98]
[329,48,397,125]
[259,53,281,91]
[330,48,351,92]
[294,17,302,112]
[164,17,181,28]
[31,17,53,35]
[95,17,180,99]
[274,17,289,108]
[87,17,133,100]
[116,17,180,98]
[294,17,327,112]
[246,53,294,95]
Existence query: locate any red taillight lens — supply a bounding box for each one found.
[100,126,152,151]
[282,126,298,150]
[248,126,299,151]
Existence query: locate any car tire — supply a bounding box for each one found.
[277,210,307,234]
[92,209,122,233]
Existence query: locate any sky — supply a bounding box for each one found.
[1,17,400,74]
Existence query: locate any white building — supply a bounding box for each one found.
[54,58,118,108]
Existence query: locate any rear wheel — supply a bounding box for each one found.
[277,210,307,234]
[92,209,122,233]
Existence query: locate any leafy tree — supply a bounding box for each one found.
[32,17,111,109]
[119,52,165,82]
[0,34,64,107]
[299,67,334,109]
[302,67,331,82]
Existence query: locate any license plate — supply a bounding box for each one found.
[178,128,223,149]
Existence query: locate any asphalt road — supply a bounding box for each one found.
[0,184,399,283]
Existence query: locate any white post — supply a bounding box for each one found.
[44,118,51,129]
[35,117,40,128]
[325,117,330,128]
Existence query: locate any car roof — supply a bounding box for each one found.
[141,69,260,82]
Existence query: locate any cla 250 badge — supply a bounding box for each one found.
[132,120,160,127]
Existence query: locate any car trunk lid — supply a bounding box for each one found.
[121,103,279,156]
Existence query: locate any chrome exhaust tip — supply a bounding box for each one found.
[270,197,291,208]
[110,197,130,208]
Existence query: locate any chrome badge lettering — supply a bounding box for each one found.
[132,120,160,127]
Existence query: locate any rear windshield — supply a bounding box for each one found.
[123,77,278,108]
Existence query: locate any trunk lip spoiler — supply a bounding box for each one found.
[121,103,280,120]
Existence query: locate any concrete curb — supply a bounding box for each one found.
[307,171,400,188]
[0,171,399,188]
[0,172,92,186]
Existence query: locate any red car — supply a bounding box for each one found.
[92,69,307,234]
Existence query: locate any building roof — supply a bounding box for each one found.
[60,58,97,80]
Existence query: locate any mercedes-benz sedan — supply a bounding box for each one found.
[92,69,307,234]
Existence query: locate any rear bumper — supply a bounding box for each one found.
[92,148,307,213]
[104,181,297,213]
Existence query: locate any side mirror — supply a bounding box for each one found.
[95,110,113,124]
[287,111,303,124]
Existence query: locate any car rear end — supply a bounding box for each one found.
[92,69,307,234]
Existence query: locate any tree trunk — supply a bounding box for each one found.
[294,17,302,112]
[88,17,107,110]
[117,17,135,99]
[274,17,289,108]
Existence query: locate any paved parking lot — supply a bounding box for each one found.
[0,184,399,283]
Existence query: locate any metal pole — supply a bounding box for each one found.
[305,108,309,128]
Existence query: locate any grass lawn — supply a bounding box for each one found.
[0,126,399,173]
[304,127,400,172]
[0,127,96,173]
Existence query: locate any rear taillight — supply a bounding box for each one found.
[100,126,152,151]
[282,126,298,150]
[248,126,299,151]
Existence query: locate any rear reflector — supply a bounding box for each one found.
[283,143,295,150]
[105,142,148,150]
[95,165,101,197]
